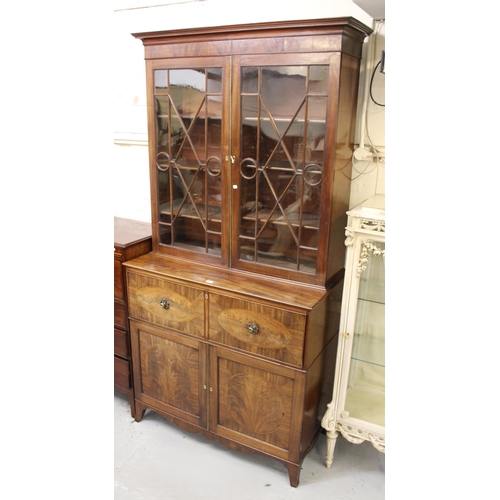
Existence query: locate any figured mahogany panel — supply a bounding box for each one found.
[212,347,302,460]
[137,327,203,423]
[209,294,306,367]
[127,272,205,337]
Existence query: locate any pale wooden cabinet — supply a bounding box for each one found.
[321,195,385,467]
[123,18,371,486]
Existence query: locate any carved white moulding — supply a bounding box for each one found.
[344,228,355,247]
[356,240,385,277]
[360,219,385,232]
[337,421,385,452]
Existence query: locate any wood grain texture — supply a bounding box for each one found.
[114,258,125,300]
[140,331,199,410]
[127,272,205,337]
[124,254,327,310]
[212,348,297,459]
[131,320,207,428]
[114,328,128,358]
[114,299,127,329]
[114,356,131,391]
[209,293,306,367]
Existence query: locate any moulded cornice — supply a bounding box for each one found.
[132,16,372,44]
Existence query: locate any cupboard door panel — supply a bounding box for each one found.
[131,321,207,428]
[209,294,306,367]
[149,57,231,266]
[210,347,303,460]
[232,55,332,281]
[127,272,205,337]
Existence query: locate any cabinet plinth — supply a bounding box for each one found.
[124,17,371,486]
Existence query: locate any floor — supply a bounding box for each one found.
[114,390,385,500]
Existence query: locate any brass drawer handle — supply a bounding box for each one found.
[247,322,259,335]
[160,298,170,310]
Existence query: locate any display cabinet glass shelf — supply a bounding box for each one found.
[321,194,385,467]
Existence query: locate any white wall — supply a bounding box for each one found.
[113,0,385,221]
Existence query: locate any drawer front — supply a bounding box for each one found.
[114,299,127,329]
[114,327,129,358]
[114,356,131,390]
[127,272,205,337]
[209,294,306,367]
[114,257,124,300]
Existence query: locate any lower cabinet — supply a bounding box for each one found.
[126,262,342,486]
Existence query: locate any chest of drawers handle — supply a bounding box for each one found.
[247,322,259,335]
[160,298,170,310]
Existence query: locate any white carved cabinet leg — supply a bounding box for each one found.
[325,430,339,469]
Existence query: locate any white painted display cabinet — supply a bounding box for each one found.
[321,194,385,467]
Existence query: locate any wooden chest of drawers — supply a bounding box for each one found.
[114,218,152,413]
[124,253,343,486]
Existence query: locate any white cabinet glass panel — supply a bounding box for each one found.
[321,195,385,468]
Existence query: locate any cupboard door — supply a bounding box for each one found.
[130,320,208,429]
[232,54,332,279]
[209,346,304,461]
[150,57,230,265]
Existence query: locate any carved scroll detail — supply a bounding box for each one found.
[337,422,385,453]
[344,228,355,247]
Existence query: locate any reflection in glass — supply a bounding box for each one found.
[238,65,328,274]
[345,241,385,426]
[154,67,223,256]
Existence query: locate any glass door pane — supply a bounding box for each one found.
[345,240,385,426]
[237,65,328,274]
[154,67,224,256]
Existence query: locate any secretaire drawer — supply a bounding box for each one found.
[208,294,306,367]
[127,272,205,338]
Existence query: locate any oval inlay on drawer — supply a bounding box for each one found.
[217,309,292,349]
[136,286,197,323]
